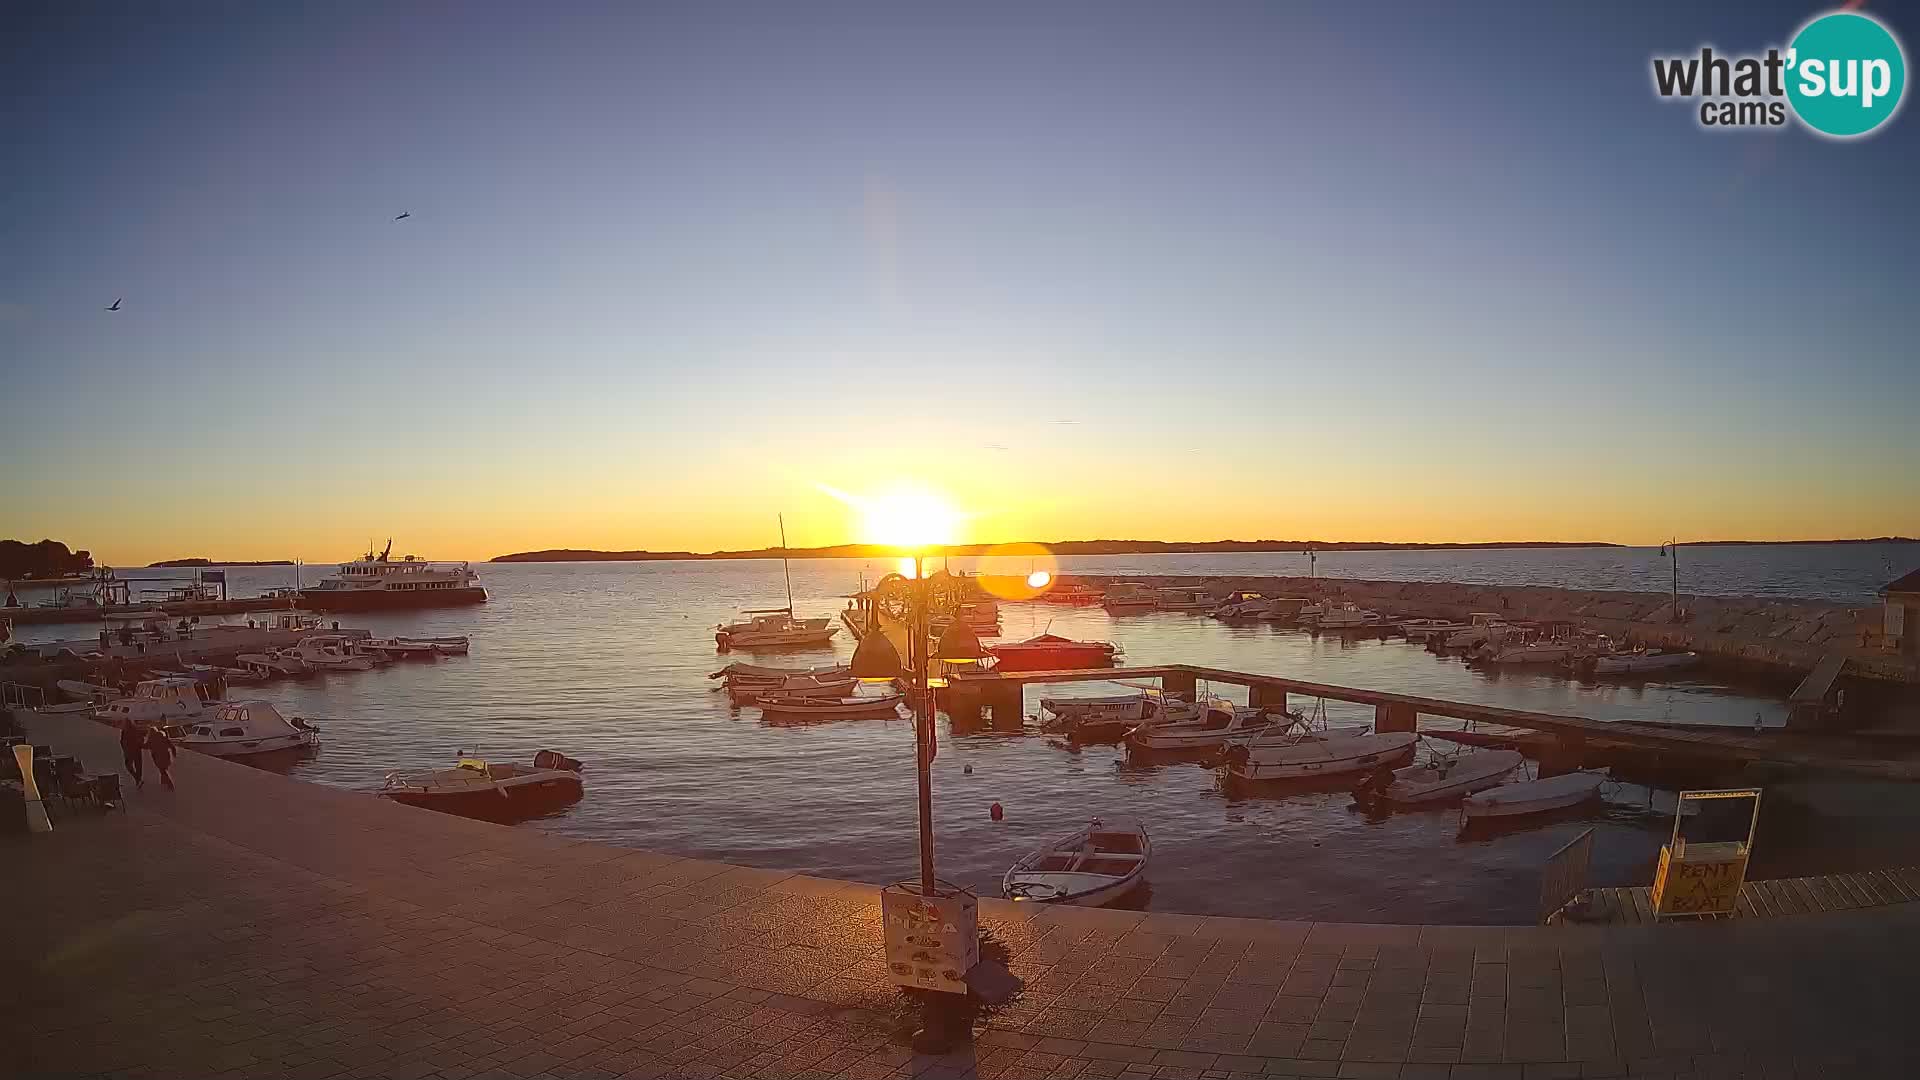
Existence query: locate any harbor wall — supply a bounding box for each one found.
[1054,573,1919,684]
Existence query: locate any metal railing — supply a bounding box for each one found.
[1539,827,1596,925]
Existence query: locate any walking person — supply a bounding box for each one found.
[145,724,178,791]
[119,718,146,789]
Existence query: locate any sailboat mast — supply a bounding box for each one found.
[779,513,795,614]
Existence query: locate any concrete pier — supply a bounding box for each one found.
[8,707,1920,1078]
[1043,573,1920,685]
[953,662,1920,781]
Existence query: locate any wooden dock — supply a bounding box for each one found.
[945,663,1920,781]
[1584,865,1920,924]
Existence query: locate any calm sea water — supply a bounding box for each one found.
[21,545,1920,924]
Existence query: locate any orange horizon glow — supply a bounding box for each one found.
[11,468,1919,569]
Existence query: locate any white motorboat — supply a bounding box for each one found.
[1438,613,1513,651]
[1312,604,1383,630]
[1460,770,1606,823]
[727,673,857,704]
[296,635,377,671]
[185,662,267,683]
[1125,697,1275,751]
[57,678,115,703]
[93,677,222,728]
[1254,597,1313,622]
[1592,649,1699,675]
[1397,618,1472,641]
[715,609,839,650]
[1100,583,1158,614]
[757,694,905,722]
[1003,818,1150,906]
[1367,749,1523,806]
[1229,716,1372,750]
[1211,591,1270,619]
[1477,638,1573,665]
[1154,587,1210,612]
[1039,693,1156,742]
[380,750,584,821]
[1223,731,1418,782]
[399,635,470,656]
[180,702,320,758]
[237,650,307,677]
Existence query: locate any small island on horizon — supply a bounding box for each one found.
[490,536,1917,563]
[148,558,297,568]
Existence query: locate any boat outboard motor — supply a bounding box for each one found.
[534,749,584,773]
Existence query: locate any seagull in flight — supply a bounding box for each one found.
[105,298,122,312]
[393,211,411,221]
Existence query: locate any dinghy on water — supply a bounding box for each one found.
[57,679,115,703]
[1125,697,1275,751]
[1592,649,1698,675]
[710,661,850,681]
[1223,732,1418,783]
[1460,770,1606,824]
[1003,818,1150,906]
[238,648,308,675]
[381,750,585,821]
[1039,694,1200,744]
[1365,749,1523,806]
[757,694,905,722]
[399,635,469,655]
[727,673,857,704]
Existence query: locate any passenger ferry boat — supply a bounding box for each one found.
[298,542,486,612]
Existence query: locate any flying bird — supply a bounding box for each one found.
[393,211,411,221]
[105,298,121,312]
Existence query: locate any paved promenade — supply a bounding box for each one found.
[6,710,1919,1079]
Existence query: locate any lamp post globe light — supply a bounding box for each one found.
[852,554,989,1051]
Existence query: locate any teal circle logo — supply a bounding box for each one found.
[1786,11,1907,137]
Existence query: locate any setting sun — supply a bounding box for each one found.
[818,484,965,549]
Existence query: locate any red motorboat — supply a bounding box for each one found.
[986,633,1119,672]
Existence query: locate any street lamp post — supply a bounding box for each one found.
[852,555,989,1051]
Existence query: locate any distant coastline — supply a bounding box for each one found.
[147,558,297,568]
[491,536,1916,564]
[491,539,1622,563]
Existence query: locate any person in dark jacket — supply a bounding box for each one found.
[145,725,177,791]
[119,719,146,788]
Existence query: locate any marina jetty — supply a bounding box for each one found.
[1046,573,1920,685]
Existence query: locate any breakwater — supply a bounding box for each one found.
[1058,573,1919,684]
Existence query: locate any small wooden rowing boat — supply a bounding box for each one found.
[727,674,857,704]
[757,694,904,721]
[1368,749,1523,806]
[1460,770,1605,823]
[1003,818,1150,906]
[710,661,850,681]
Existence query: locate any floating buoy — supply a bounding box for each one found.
[963,764,973,775]
[990,802,1003,821]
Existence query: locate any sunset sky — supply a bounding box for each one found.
[4,1,1916,566]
